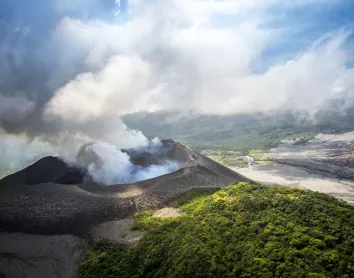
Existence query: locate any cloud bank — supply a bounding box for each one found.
[0,0,353,173]
[44,0,354,121]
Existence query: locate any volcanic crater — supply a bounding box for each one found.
[0,140,250,278]
[0,140,250,235]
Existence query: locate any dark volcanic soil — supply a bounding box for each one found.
[0,156,83,186]
[0,140,249,235]
[0,140,250,278]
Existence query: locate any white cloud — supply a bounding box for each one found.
[45,0,353,120]
[196,31,352,114]
[45,55,154,121]
[1,0,351,176]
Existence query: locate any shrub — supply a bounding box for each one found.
[79,183,354,278]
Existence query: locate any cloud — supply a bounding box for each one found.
[44,0,272,119]
[45,0,354,119]
[45,55,154,121]
[195,31,353,115]
[0,0,353,173]
[0,130,56,176]
[0,96,35,125]
[2,0,352,130]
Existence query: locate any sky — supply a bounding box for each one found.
[0,0,354,171]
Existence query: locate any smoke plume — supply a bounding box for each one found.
[0,0,354,174]
[77,139,181,185]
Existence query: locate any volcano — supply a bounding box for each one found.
[0,140,250,277]
[0,140,249,234]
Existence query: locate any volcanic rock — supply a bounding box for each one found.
[0,140,250,278]
[90,218,143,245]
[0,156,83,186]
[0,232,86,278]
[0,140,249,236]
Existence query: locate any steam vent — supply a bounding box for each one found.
[0,140,251,277]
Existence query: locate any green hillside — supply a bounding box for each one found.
[123,106,354,152]
[79,183,354,278]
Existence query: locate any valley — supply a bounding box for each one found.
[124,111,354,205]
[203,132,354,204]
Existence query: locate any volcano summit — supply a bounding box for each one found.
[0,140,250,277]
[0,140,250,235]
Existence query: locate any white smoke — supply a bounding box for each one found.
[132,160,180,183]
[1,0,353,177]
[77,139,181,185]
[0,123,150,177]
[78,142,133,185]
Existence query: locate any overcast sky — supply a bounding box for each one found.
[0,0,354,170]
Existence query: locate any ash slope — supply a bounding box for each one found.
[0,140,250,236]
[235,132,354,204]
[0,156,83,186]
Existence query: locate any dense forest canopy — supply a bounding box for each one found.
[79,182,354,278]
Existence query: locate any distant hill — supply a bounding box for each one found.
[123,106,354,151]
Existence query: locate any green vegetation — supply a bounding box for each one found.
[123,103,354,153]
[122,111,323,152]
[248,149,269,160]
[200,150,242,156]
[201,149,275,168]
[248,149,275,166]
[201,150,246,168]
[207,154,246,168]
[79,183,354,278]
[168,187,220,208]
[181,135,285,153]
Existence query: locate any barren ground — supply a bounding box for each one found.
[237,164,354,203]
[235,132,354,204]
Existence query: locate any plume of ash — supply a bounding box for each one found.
[77,138,181,185]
